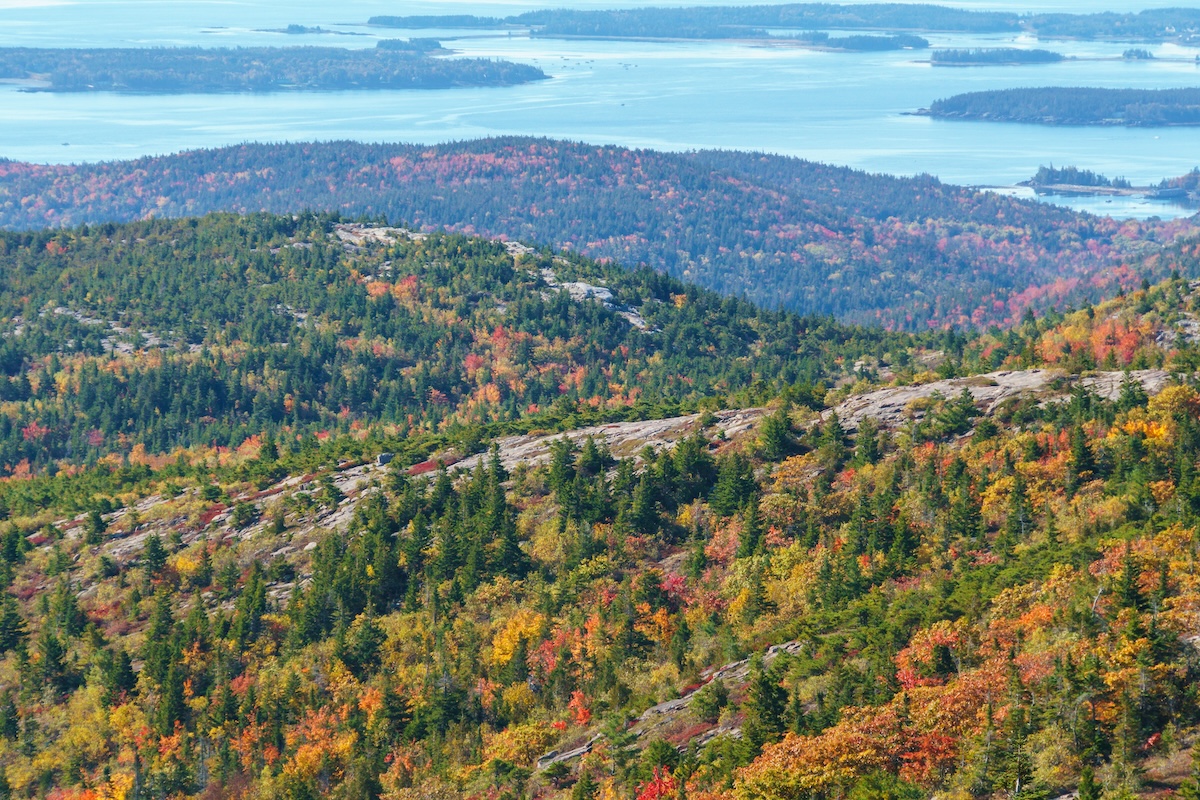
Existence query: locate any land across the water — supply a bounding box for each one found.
[923,54,1199,65]
[0,44,546,93]
[1019,182,1196,201]
[1011,165,1200,205]
[367,5,1200,45]
[918,87,1200,127]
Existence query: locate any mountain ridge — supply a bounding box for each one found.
[2,138,1195,330]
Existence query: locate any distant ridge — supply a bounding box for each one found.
[0,138,1195,329]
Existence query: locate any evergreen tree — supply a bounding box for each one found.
[1117,372,1148,412]
[36,628,67,693]
[736,496,764,558]
[853,416,882,466]
[742,654,787,757]
[157,663,186,735]
[1077,765,1101,800]
[710,452,755,516]
[630,473,659,535]
[571,770,597,800]
[1067,425,1095,496]
[759,405,794,461]
[85,510,106,545]
[0,595,25,654]
[143,533,167,577]
[817,412,849,470]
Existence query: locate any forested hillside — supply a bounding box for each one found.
[1,139,1194,330]
[0,213,920,480]
[0,215,1196,800]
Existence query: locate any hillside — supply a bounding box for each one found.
[1,139,1196,329]
[0,217,1197,800]
[0,212,926,483]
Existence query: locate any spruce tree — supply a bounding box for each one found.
[710,452,755,516]
[1077,765,1101,800]
[736,496,764,558]
[759,405,793,461]
[742,654,787,758]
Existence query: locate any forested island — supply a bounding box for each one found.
[931,47,1064,65]
[1024,165,1199,204]
[925,87,1200,126]
[791,32,929,50]
[371,4,1017,38]
[0,138,1193,330]
[1030,165,1132,190]
[367,14,508,29]
[367,4,1200,44]
[0,44,546,93]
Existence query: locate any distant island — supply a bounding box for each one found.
[1024,164,1199,204]
[368,4,1200,45]
[371,5,1015,38]
[1030,165,1132,190]
[931,48,1064,65]
[923,87,1200,126]
[254,24,368,37]
[367,14,508,29]
[790,32,929,51]
[0,43,547,93]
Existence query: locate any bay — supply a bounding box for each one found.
[0,0,1198,220]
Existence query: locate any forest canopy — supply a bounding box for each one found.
[0,213,1196,799]
[1,138,1194,331]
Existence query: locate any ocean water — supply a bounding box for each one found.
[0,0,1198,220]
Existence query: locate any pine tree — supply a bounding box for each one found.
[710,452,755,516]
[0,694,17,740]
[817,412,849,470]
[759,405,793,461]
[85,510,106,545]
[736,496,764,558]
[1117,542,1142,610]
[192,540,213,589]
[742,654,787,757]
[36,628,67,693]
[630,473,659,534]
[157,663,186,735]
[142,592,176,685]
[143,533,167,577]
[1117,372,1148,412]
[571,770,598,800]
[578,436,604,476]
[853,416,882,465]
[0,595,26,654]
[1067,425,1095,496]
[1077,765,1101,800]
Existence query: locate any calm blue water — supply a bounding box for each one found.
[0,0,1198,220]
